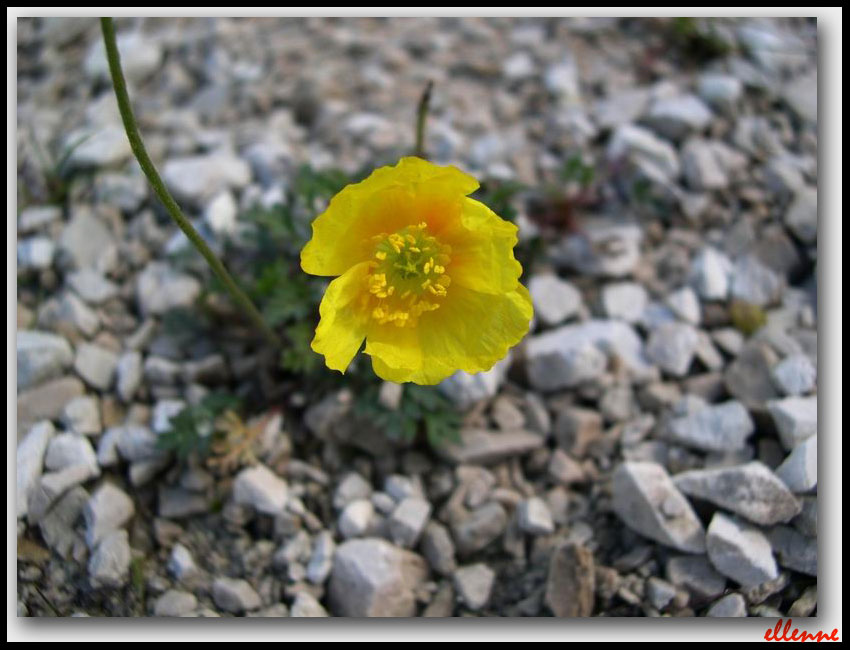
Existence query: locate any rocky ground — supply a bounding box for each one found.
[16,17,817,617]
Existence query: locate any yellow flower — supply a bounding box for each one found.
[301,156,533,385]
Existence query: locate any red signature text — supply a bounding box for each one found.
[764,619,840,642]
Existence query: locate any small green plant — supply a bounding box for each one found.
[157,392,243,462]
[27,132,93,207]
[560,154,596,189]
[235,174,344,373]
[668,17,732,64]
[129,555,146,616]
[355,384,462,447]
[224,162,378,375]
[157,392,287,473]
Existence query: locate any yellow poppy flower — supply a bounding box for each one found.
[301,156,533,385]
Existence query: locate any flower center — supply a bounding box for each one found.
[366,222,452,327]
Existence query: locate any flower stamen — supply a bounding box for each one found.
[366,223,452,327]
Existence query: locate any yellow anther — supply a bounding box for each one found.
[423,261,432,274]
[433,265,445,275]
[368,273,387,294]
[388,234,404,253]
[375,251,387,260]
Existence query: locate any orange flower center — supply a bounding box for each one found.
[366,222,452,327]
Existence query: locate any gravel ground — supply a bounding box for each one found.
[16,17,818,618]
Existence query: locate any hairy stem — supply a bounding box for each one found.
[100,17,280,348]
[414,80,434,159]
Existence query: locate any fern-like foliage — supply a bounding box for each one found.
[560,154,596,188]
[355,384,462,447]
[157,392,243,461]
[232,165,359,374]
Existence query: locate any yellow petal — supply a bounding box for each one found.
[364,324,422,383]
[301,157,479,276]
[366,283,533,385]
[442,197,523,295]
[310,262,371,372]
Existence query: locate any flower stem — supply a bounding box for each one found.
[414,80,433,159]
[99,17,280,349]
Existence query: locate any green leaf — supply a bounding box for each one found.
[259,274,318,327]
[353,383,461,447]
[280,321,322,374]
